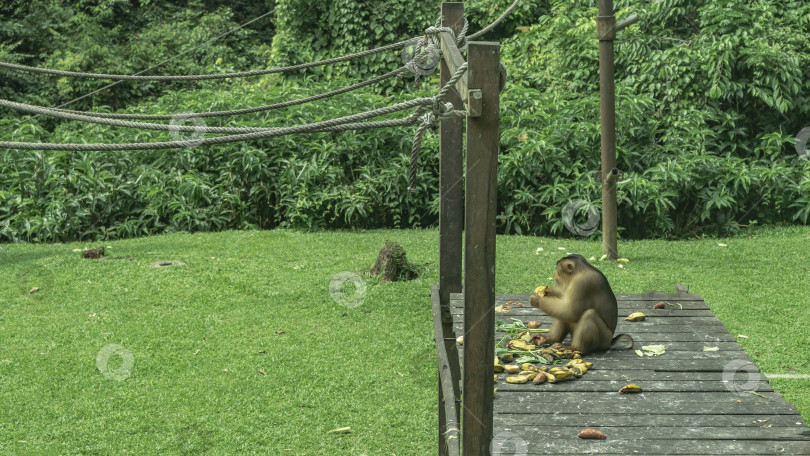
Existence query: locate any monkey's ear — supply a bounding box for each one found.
[564,261,575,273]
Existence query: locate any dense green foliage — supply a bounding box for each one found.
[499,0,810,238]
[1,0,809,242]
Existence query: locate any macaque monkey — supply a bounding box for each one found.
[529,254,633,354]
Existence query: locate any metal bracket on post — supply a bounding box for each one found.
[596,15,616,41]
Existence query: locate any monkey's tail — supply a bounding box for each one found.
[610,334,634,350]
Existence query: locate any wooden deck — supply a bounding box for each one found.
[437,290,810,455]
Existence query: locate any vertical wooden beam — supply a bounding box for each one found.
[462,41,500,456]
[439,2,465,306]
[598,0,619,259]
[438,5,465,456]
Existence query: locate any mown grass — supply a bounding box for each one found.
[1,226,809,454]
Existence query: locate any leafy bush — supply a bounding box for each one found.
[1,0,809,242]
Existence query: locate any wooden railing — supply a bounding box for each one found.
[433,2,502,455]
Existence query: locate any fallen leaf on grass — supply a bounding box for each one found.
[275,331,286,335]
[29,287,40,294]
[327,427,351,434]
[737,334,748,339]
[258,369,266,375]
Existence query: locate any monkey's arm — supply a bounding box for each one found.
[529,295,584,322]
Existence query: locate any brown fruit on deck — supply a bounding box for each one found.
[577,428,607,439]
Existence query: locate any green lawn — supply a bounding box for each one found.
[1,227,809,454]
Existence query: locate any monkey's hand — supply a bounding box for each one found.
[543,286,562,298]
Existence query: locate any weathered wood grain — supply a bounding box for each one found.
[439,290,810,454]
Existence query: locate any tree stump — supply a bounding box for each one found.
[370,241,419,283]
[82,247,105,259]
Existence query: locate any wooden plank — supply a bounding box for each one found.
[438,2,465,309]
[454,308,718,317]
[450,332,739,344]
[494,391,801,414]
[465,354,760,372]
[451,292,708,302]
[455,322,731,334]
[491,425,810,441]
[489,438,810,455]
[495,379,774,393]
[450,296,710,309]
[461,41,500,456]
[500,370,771,382]
[496,413,808,428]
[438,32,469,102]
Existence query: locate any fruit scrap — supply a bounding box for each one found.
[618,384,643,394]
[624,312,646,321]
[577,428,606,440]
[654,301,666,309]
[518,370,538,380]
[526,321,541,329]
[506,375,530,384]
[532,372,547,384]
[457,336,464,345]
[500,353,514,363]
[504,364,520,374]
[533,286,547,296]
[507,339,536,351]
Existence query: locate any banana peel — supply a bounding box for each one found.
[624,312,647,321]
[618,384,643,394]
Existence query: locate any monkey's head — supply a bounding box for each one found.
[554,254,590,286]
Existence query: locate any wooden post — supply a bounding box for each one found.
[439,2,465,307]
[597,0,619,259]
[462,41,500,456]
[438,4,465,456]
